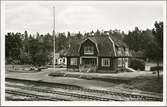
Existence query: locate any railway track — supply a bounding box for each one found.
[6,89,68,101]
[5,78,163,101]
[6,84,121,101]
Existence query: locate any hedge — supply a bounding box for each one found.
[129,58,145,71]
[150,66,163,71]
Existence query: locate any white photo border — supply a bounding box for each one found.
[1,0,166,106]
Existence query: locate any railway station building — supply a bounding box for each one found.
[65,33,130,72]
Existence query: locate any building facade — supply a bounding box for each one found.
[66,34,129,72]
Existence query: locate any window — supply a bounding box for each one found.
[84,46,94,55]
[117,47,122,56]
[102,58,110,67]
[70,58,77,65]
[118,58,122,67]
[83,58,96,65]
[125,48,129,56]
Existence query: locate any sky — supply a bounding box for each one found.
[4,1,164,35]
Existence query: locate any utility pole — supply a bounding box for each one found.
[53,6,56,70]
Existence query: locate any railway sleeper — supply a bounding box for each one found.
[6,83,162,101]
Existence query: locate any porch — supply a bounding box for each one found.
[79,56,98,72]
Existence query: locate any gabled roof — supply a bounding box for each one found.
[94,35,115,57]
[66,35,116,57]
[78,36,99,53]
[109,35,128,48]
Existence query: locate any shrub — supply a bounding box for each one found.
[150,66,163,71]
[129,58,145,70]
[49,72,65,77]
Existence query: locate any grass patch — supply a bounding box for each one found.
[126,76,163,93]
[49,72,163,93]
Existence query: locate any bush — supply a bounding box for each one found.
[129,58,145,70]
[49,72,65,77]
[150,66,163,71]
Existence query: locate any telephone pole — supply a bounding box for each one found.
[53,6,56,70]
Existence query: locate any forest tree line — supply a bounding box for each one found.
[5,21,163,66]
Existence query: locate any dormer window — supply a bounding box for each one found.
[125,48,129,56]
[84,46,94,55]
[117,47,122,56]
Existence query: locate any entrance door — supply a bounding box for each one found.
[82,58,97,67]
